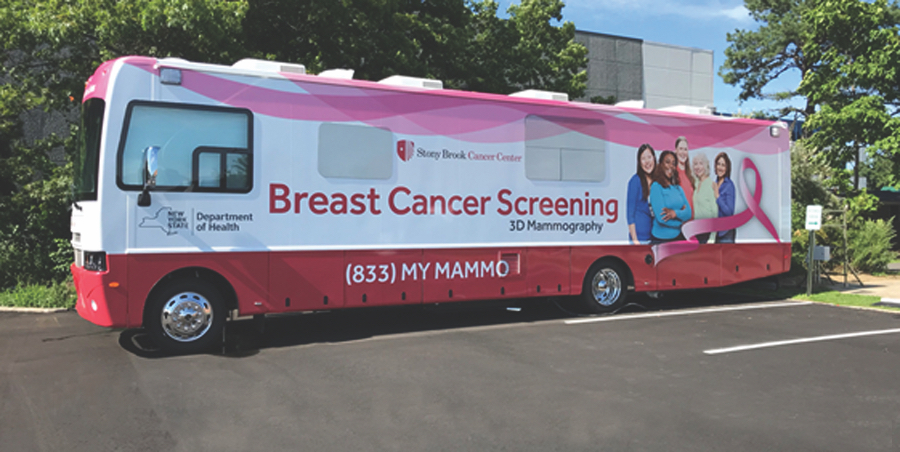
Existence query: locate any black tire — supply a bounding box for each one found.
[146,279,225,354]
[579,260,628,314]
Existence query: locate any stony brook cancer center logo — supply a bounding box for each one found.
[396,139,523,163]
[397,140,415,162]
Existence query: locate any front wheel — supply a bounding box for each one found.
[580,260,628,314]
[146,279,225,354]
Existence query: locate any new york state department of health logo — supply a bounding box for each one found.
[397,139,415,162]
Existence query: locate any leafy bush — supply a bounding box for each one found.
[848,218,897,273]
[788,140,895,275]
[0,121,72,290]
[0,279,76,309]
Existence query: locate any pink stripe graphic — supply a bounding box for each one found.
[651,158,780,265]
[124,61,786,154]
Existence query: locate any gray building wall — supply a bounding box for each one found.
[574,30,643,104]
[641,41,714,109]
[574,30,714,110]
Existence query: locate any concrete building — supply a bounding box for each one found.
[574,30,715,111]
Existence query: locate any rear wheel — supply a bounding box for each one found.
[147,279,224,353]
[580,260,628,314]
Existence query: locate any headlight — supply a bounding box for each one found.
[84,251,107,272]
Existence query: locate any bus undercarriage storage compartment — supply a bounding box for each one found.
[71,56,791,353]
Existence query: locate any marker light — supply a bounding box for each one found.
[160,68,182,85]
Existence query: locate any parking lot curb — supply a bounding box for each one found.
[0,306,71,314]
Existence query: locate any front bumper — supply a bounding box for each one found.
[72,259,129,328]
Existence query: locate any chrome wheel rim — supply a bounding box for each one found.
[591,269,622,307]
[160,292,213,342]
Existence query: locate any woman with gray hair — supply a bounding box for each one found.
[691,152,717,243]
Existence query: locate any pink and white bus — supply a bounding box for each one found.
[71,56,791,352]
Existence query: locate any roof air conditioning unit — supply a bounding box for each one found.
[509,90,568,102]
[232,59,306,75]
[378,75,443,90]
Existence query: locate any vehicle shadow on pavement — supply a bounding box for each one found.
[117,288,774,359]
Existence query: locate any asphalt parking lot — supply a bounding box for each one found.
[2,291,899,452]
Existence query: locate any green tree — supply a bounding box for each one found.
[1,0,248,109]
[719,0,817,120]
[243,0,474,83]
[722,0,900,260]
[799,0,900,186]
[0,86,72,287]
[859,150,899,191]
[242,0,587,97]
[493,0,586,96]
[722,0,900,176]
[0,0,249,289]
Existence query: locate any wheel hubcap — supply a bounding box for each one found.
[591,269,622,306]
[161,292,213,342]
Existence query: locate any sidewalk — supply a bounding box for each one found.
[819,263,900,304]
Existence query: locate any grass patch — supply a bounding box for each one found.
[717,279,900,312]
[791,291,893,310]
[0,281,76,309]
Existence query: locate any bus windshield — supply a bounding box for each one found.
[74,99,105,201]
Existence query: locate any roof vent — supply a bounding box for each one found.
[509,90,568,102]
[658,105,714,115]
[232,58,306,75]
[378,75,443,90]
[318,69,355,80]
[615,100,645,109]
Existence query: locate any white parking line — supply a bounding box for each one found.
[564,301,813,325]
[704,328,900,355]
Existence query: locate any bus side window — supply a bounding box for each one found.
[226,154,250,189]
[193,148,252,192]
[117,101,252,192]
[317,123,393,180]
[197,152,221,188]
[524,115,607,183]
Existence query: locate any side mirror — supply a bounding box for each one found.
[137,146,160,207]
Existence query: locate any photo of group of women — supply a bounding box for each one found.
[626,137,736,245]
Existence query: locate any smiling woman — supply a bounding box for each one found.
[626,143,656,244]
[714,152,736,243]
[649,150,692,244]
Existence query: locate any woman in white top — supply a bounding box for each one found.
[691,152,717,244]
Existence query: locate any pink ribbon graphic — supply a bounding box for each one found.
[651,157,780,265]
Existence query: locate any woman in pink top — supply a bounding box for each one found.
[674,136,694,219]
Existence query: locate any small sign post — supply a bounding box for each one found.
[805,205,823,296]
[805,205,822,230]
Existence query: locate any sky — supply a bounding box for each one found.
[496,0,802,116]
